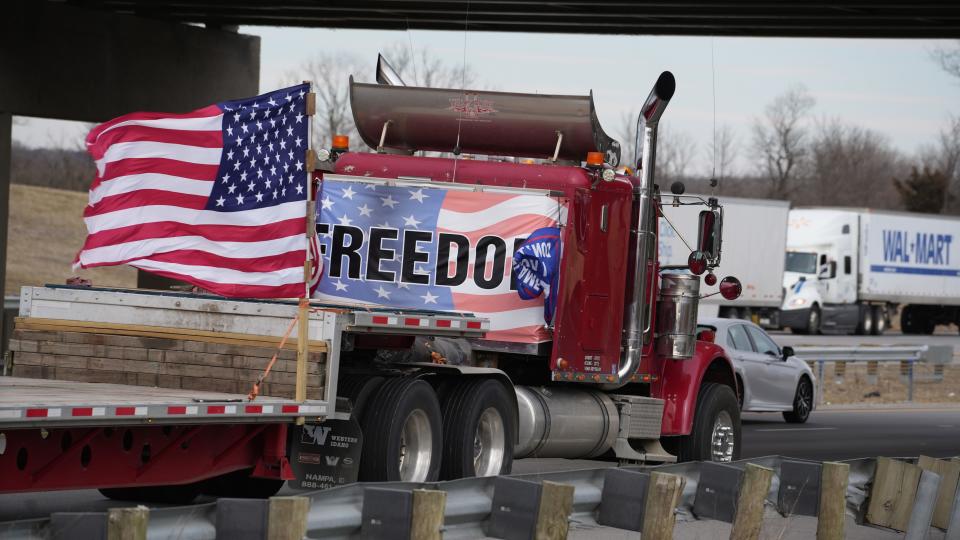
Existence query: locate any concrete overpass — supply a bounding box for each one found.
[58,1,960,39]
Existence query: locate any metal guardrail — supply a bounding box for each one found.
[792,345,955,403]
[2,455,957,539]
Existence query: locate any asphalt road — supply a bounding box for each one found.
[512,405,960,473]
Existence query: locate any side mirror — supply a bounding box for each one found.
[818,261,836,279]
[696,209,723,267]
[782,345,795,359]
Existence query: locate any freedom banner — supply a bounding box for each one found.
[314,178,564,343]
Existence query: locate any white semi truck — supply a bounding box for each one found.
[780,208,960,335]
[659,195,789,328]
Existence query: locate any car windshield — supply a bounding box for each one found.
[785,251,818,274]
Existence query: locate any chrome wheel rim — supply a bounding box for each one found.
[796,381,812,419]
[398,409,433,482]
[473,407,506,477]
[863,309,874,334]
[808,309,819,330]
[711,410,735,462]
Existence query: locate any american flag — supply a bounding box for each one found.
[315,179,564,343]
[74,83,321,299]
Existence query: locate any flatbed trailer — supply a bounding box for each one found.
[1,285,490,497]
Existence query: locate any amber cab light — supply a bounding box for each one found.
[585,151,604,167]
[332,134,350,150]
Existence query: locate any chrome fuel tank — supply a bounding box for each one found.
[655,273,701,359]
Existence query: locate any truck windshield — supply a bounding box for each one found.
[785,251,817,274]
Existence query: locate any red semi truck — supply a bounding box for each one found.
[0,64,742,501]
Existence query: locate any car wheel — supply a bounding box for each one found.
[783,377,813,424]
[676,383,741,462]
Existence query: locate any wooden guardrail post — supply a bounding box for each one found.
[918,455,960,530]
[534,480,574,540]
[816,461,850,540]
[411,489,446,540]
[642,472,686,540]
[107,506,148,540]
[268,496,310,540]
[866,457,922,531]
[730,463,774,540]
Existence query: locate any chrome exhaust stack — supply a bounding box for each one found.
[376,54,407,86]
[609,71,676,389]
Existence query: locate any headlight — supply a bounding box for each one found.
[789,297,807,307]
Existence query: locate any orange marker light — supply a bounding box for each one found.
[332,134,349,150]
[586,152,604,167]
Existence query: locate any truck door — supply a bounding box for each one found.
[819,222,857,305]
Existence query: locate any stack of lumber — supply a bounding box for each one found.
[8,317,326,400]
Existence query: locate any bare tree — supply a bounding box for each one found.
[285,52,367,151]
[704,124,738,182]
[617,108,641,170]
[656,125,697,184]
[932,41,960,80]
[751,85,815,198]
[807,119,902,208]
[919,116,960,213]
[382,42,477,89]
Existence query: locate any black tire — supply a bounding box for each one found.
[871,305,886,335]
[783,377,813,424]
[201,468,284,498]
[805,305,821,335]
[358,377,442,482]
[99,482,202,504]
[675,383,741,462]
[855,304,874,335]
[440,379,515,480]
[902,305,921,334]
[339,375,385,420]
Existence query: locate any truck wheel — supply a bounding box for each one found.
[359,377,442,483]
[677,383,740,462]
[339,374,385,419]
[871,305,886,335]
[440,379,515,480]
[99,482,201,504]
[856,304,874,335]
[794,305,821,335]
[782,377,813,424]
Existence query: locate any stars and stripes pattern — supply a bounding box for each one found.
[74,83,320,299]
[315,179,564,343]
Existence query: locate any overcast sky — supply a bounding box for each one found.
[14,26,959,174]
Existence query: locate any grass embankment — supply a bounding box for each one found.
[4,184,136,295]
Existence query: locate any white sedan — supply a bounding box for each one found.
[697,317,816,423]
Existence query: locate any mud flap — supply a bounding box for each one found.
[287,418,363,490]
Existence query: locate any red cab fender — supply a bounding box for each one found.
[651,342,738,437]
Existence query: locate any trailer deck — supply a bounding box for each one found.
[0,377,337,428]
